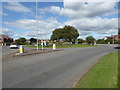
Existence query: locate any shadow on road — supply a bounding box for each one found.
[114,47,120,49]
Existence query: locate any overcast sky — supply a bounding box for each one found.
[1,0,119,40]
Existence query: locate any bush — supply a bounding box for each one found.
[63,42,71,45]
[78,38,85,44]
[48,42,53,46]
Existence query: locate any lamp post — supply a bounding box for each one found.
[113,35,114,45]
[41,35,44,50]
[36,0,39,50]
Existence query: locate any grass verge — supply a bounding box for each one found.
[75,51,118,88]
[26,44,97,48]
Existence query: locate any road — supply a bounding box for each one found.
[2,46,19,56]
[2,45,117,88]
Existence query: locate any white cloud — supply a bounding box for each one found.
[4,2,31,13]
[65,17,118,35]
[4,18,62,36]
[49,2,117,19]
[0,28,13,36]
[98,29,118,34]
[79,31,91,36]
[13,34,20,38]
[0,10,7,16]
[64,0,119,2]
[3,1,118,39]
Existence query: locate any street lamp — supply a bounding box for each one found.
[113,35,114,45]
[36,0,39,50]
[84,2,88,7]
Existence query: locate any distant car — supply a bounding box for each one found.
[10,43,19,49]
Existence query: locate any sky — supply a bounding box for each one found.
[0,0,119,40]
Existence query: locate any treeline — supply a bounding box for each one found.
[14,26,120,45]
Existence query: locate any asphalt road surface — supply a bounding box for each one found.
[2,46,19,56]
[2,45,117,88]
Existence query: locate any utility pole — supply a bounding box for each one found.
[113,35,114,45]
[36,0,39,50]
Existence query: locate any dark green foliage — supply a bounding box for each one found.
[86,36,95,44]
[15,37,26,45]
[96,39,107,44]
[118,29,120,35]
[3,38,13,43]
[97,39,113,44]
[30,38,37,43]
[105,39,113,44]
[51,25,79,42]
[97,38,120,44]
[77,38,85,44]
[19,37,26,42]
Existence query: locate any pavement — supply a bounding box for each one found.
[2,45,117,88]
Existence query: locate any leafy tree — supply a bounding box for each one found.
[15,37,26,45]
[96,39,107,44]
[3,38,8,43]
[105,38,113,44]
[77,38,85,44]
[51,25,79,42]
[86,36,95,44]
[118,29,120,35]
[15,39,20,44]
[118,29,120,41]
[30,38,37,43]
[51,28,63,41]
[19,37,26,42]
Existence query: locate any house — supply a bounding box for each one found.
[111,35,120,41]
[0,35,13,45]
[104,35,120,41]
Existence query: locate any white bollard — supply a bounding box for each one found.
[53,44,56,50]
[19,45,24,53]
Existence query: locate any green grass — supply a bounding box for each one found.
[26,44,97,48]
[75,51,118,88]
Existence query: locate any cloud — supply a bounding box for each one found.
[0,10,7,16]
[4,2,31,13]
[4,17,118,38]
[4,18,62,36]
[48,2,117,19]
[0,28,13,36]
[98,29,118,34]
[21,31,46,38]
[65,17,118,35]
[79,31,91,36]
[3,1,118,39]
[13,34,21,38]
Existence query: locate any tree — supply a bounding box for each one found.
[15,39,20,44]
[119,29,120,35]
[77,38,84,44]
[86,36,95,44]
[30,38,37,43]
[19,37,26,42]
[96,39,106,44]
[15,37,26,45]
[105,38,113,44]
[51,25,79,42]
[4,38,8,43]
[51,28,63,41]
